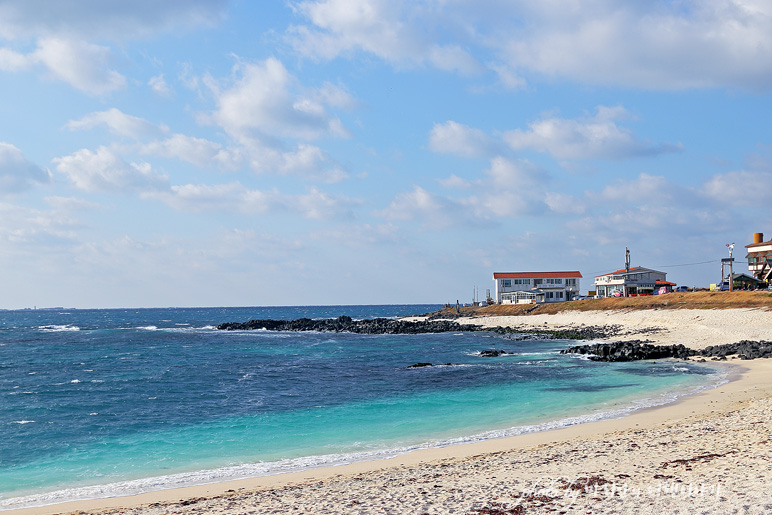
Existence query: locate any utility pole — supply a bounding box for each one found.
[727,243,734,292]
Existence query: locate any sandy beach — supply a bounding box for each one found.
[8,308,772,515]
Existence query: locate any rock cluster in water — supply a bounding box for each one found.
[561,340,772,361]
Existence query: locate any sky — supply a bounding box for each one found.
[0,0,771,309]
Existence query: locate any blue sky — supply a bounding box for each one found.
[0,0,770,308]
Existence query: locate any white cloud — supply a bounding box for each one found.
[0,199,85,251]
[297,187,358,219]
[315,81,357,109]
[597,173,675,204]
[0,38,127,95]
[145,182,274,213]
[140,134,242,170]
[276,144,348,183]
[483,156,548,189]
[437,174,472,189]
[0,0,227,41]
[148,74,173,97]
[0,1,226,96]
[381,156,552,227]
[66,108,166,140]
[0,142,52,194]
[492,0,772,91]
[544,192,585,215]
[289,1,772,91]
[54,146,169,192]
[564,172,744,246]
[33,37,126,94]
[207,57,351,141]
[378,185,468,229]
[145,181,359,220]
[289,0,483,74]
[428,121,500,158]
[0,46,30,71]
[427,44,483,75]
[503,106,682,160]
[701,170,772,207]
[488,63,527,90]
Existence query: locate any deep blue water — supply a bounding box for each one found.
[0,305,723,509]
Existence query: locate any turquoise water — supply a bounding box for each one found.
[0,306,724,509]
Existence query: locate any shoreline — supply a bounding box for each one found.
[7,309,772,514]
[1,359,727,513]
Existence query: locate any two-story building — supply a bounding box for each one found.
[746,232,772,284]
[594,266,670,297]
[493,271,582,304]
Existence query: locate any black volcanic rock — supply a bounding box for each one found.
[479,350,508,357]
[216,316,479,334]
[561,340,772,361]
[560,341,696,361]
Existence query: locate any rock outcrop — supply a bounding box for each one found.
[216,316,478,334]
[561,340,772,361]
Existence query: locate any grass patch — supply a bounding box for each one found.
[448,291,772,317]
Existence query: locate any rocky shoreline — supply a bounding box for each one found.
[217,315,772,362]
[215,315,615,339]
[561,340,772,361]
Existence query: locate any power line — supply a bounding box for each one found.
[651,259,720,268]
[589,259,721,277]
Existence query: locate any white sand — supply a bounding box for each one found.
[452,307,772,349]
[7,308,772,515]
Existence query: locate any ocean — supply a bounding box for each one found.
[0,305,724,510]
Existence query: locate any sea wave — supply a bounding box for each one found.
[38,325,80,332]
[0,365,728,511]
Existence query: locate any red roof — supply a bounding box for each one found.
[594,266,666,278]
[493,271,582,279]
[656,280,676,286]
[596,266,644,277]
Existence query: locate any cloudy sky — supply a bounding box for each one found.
[0,0,770,308]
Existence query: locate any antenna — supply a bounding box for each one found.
[624,247,631,297]
[625,247,630,274]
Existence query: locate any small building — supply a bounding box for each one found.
[594,266,668,298]
[746,232,772,284]
[728,272,764,289]
[493,271,582,304]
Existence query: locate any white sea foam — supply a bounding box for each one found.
[0,366,728,512]
[38,325,80,332]
[10,420,35,424]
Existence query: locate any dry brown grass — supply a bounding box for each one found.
[445,290,772,317]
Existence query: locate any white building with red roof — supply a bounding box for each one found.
[746,232,772,284]
[492,271,582,304]
[593,266,672,298]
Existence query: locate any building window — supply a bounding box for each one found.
[534,279,542,285]
[502,279,512,287]
[566,278,576,286]
[514,279,530,285]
